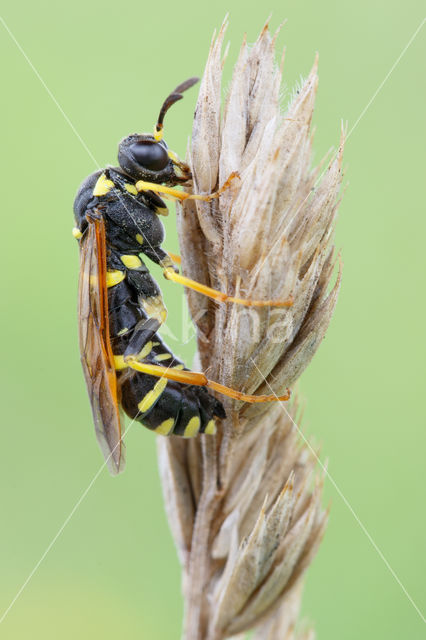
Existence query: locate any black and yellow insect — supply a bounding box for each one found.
[74,78,292,474]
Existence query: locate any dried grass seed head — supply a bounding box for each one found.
[178,20,343,429]
[159,17,344,640]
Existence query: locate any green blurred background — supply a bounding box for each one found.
[0,1,425,638]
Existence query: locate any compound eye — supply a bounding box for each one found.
[129,142,169,171]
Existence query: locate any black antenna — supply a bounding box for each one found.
[154,77,199,141]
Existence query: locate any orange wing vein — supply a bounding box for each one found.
[78,211,125,474]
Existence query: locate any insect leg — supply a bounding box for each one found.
[166,251,181,265]
[141,246,178,271]
[135,171,239,203]
[147,247,183,269]
[124,360,291,404]
[119,259,168,325]
[141,246,292,307]
[122,318,161,359]
[162,268,294,308]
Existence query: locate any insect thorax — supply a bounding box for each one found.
[73,167,167,253]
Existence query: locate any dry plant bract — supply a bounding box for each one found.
[157,18,344,640]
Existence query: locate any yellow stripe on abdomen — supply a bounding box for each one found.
[155,418,175,435]
[183,416,201,438]
[138,377,168,414]
[155,353,172,361]
[205,420,217,435]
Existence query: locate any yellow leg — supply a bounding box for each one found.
[125,358,290,403]
[163,268,294,308]
[166,251,181,265]
[135,172,239,202]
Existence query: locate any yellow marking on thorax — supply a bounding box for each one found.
[138,377,168,414]
[136,233,144,245]
[155,206,169,217]
[72,227,82,239]
[93,173,114,197]
[152,341,160,346]
[113,355,128,370]
[173,364,184,370]
[183,416,201,438]
[205,420,217,435]
[142,296,167,324]
[155,353,172,362]
[125,183,138,195]
[155,418,174,435]
[106,270,125,287]
[117,327,129,336]
[121,254,142,269]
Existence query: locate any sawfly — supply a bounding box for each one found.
[73,78,292,474]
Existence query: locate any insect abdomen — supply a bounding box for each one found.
[108,279,225,437]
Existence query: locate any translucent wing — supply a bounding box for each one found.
[78,210,125,474]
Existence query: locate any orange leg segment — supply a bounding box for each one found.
[166,251,182,265]
[125,359,290,403]
[163,268,294,308]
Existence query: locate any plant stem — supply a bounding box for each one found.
[182,437,219,640]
